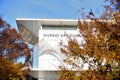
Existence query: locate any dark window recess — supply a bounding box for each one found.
[42,25,77,30]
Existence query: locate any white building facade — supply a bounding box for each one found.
[16,18,82,80]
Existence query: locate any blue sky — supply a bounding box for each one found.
[0,0,105,29]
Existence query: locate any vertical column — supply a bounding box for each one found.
[38,26,45,80]
[38,71,44,80]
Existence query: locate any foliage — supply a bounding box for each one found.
[59,68,76,80]
[0,18,30,80]
[59,0,120,79]
[0,55,23,80]
[107,0,120,11]
[96,0,120,22]
[60,19,120,80]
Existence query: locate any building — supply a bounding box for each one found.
[16,18,83,80]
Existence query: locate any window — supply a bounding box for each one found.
[42,25,77,30]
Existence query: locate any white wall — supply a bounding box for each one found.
[38,27,82,70]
